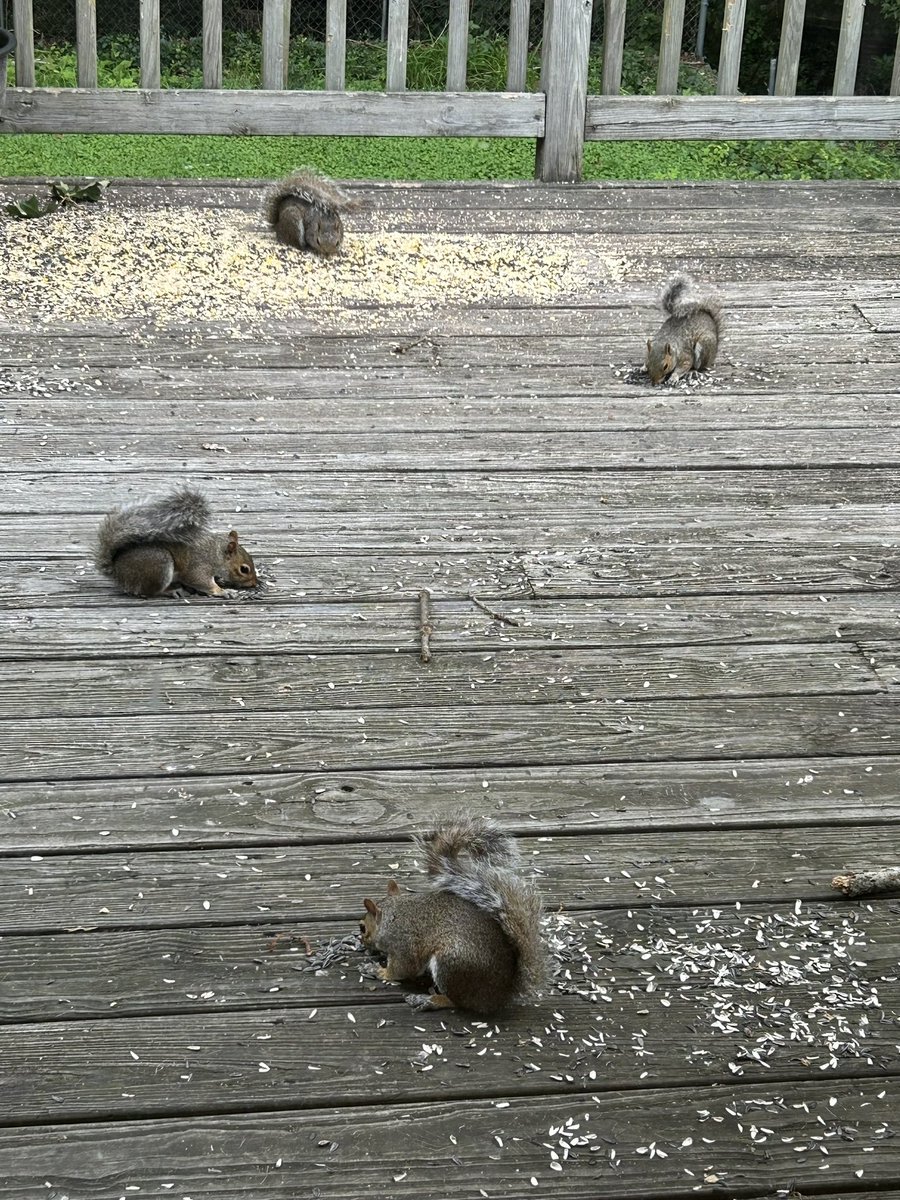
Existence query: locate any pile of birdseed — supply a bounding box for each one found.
[0,203,595,326]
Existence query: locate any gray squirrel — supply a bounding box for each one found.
[646,272,722,384]
[95,488,258,598]
[360,815,548,1015]
[264,168,357,257]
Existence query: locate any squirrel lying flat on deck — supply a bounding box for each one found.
[264,168,357,257]
[95,488,258,598]
[360,814,548,1015]
[645,272,722,384]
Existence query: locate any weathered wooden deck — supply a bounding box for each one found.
[1,178,899,1199]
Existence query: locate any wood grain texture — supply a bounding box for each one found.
[74,0,98,89]
[324,0,347,91]
[3,540,898,610]
[261,0,289,89]
[656,0,686,95]
[1,826,897,932]
[446,0,470,91]
[535,0,592,180]
[601,0,627,95]
[2,641,881,719]
[2,178,899,1191]
[386,0,410,92]
[774,0,806,97]
[201,0,223,89]
[2,966,898,1121]
[3,753,898,854]
[585,94,900,139]
[139,0,161,89]
[4,593,900,658]
[3,464,899,514]
[10,0,35,87]
[506,0,530,90]
[4,176,895,212]
[0,88,545,136]
[4,426,900,470]
[1,693,897,784]
[716,0,746,96]
[833,0,865,96]
[4,901,897,1021]
[1,1082,896,1199]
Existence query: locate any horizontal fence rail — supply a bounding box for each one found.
[1,0,899,181]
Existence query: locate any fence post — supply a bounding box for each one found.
[535,0,593,182]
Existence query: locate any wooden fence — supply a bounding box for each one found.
[1,0,898,181]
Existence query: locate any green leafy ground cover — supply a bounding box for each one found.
[4,134,898,181]
[2,33,898,181]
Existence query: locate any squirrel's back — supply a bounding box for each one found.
[95,487,211,575]
[264,168,354,226]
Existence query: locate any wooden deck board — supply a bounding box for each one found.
[1,177,898,1199]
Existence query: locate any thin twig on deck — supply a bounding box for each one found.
[419,589,433,663]
[468,592,521,626]
[832,867,900,898]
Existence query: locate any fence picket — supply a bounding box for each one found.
[202,0,223,89]
[833,0,865,96]
[602,0,626,95]
[140,0,161,89]
[11,0,35,87]
[386,0,410,92]
[536,0,592,180]
[75,0,98,88]
[774,0,805,96]
[657,0,686,95]
[447,0,470,91]
[892,24,900,97]
[506,0,531,91]
[325,0,347,91]
[261,0,289,89]
[716,0,746,95]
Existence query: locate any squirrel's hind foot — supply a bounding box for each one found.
[404,991,455,1012]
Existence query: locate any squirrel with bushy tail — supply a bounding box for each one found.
[265,168,357,257]
[95,488,258,598]
[646,272,722,384]
[360,814,548,1015]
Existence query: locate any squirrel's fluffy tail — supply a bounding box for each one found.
[94,488,211,575]
[264,168,355,226]
[416,815,548,999]
[660,271,722,331]
[417,813,522,874]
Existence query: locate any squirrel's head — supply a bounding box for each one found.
[360,879,400,948]
[646,339,677,385]
[305,207,344,257]
[221,531,259,589]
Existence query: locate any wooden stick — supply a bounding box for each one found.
[468,593,520,626]
[832,867,900,898]
[418,589,433,664]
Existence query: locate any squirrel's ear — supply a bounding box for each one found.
[664,342,673,356]
[646,339,652,354]
[386,878,401,895]
[363,898,378,915]
[226,530,239,554]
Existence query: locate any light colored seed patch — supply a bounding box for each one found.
[1,204,605,325]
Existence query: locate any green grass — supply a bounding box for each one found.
[3,134,898,182]
[3,33,898,182]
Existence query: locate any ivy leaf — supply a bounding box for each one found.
[49,178,109,205]
[4,195,48,219]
